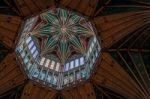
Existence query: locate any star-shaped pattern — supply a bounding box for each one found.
[31,8,94,64]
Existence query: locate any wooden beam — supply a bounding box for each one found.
[92,52,147,98]
[0,53,27,95]
[21,81,57,99]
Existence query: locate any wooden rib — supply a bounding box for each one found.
[0,14,21,48]
[0,53,27,95]
[107,5,150,9]
[109,49,150,52]
[130,0,150,5]
[139,51,150,90]
[15,0,55,17]
[23,0,38,14]
[93,84,111,98]
[62,83,96,99]
[15,0,31,16]
[117,51,149,98]
[94,0,111,16]
[21,81,57,99]
[128,51,150,93]
[92,52,148,98]
[118,24,149,48]
[140,31,150,48]
[128,26,150,48]
[93,11,150,48]
[4,0,20,15]
[60,0,98,16]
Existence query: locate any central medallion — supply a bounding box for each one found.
[61,25,67,33]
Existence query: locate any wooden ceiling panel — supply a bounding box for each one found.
[0,53,26,95]
[15,0,55,17]
[60,0,98,16]
[92,52,147,98]
[0,14,21,48]
[94,11,150,48]
[21,81,57,99]
[62,83,96,99]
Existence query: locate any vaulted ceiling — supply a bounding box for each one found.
[0,0,150,99]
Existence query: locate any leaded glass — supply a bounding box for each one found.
[31,46,36,54]
[28,41,34,49]
[70,61,74,69]
[26,37,32,44]
[40,57,45,65]
[33,50,38,58]
[75,59,79,67]
[80,57,84,66]
[50,60,55,69]
[65,63,69,71]
[45,59,50,67]
[55,63,60,71]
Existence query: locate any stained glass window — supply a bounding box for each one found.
[65,63,69,71]
[26,62,32,70]
[80,57,84,66]
[76,71,80,80]
[45,59,50,67]
[33,50,38,58]
[31,46,36,54]
[64,76,69,85]
[55,63,60,71]
[47,73,52,83]
[24,56,29,64]
[28,41,34,49]
[40,57,45,65]
[50,60,55,70]
[21,51,25,58]
[70,61,74,69]
[53,76,57,85]
[26,37,32,44]
[75,59,79,67]
[70,74,74,82]
[33,68,39,78]
[39,70,46,80]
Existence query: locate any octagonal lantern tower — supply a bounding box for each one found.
[15,7,101,90]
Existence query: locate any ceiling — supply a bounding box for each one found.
[0,0,150,99]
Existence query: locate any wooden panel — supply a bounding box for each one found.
[0,53,26,95]
[62,83,96,99]
[60,0,98,16]
[94,11,150,48]
[0,14,21,48]
[24,0,39,14]
[21,81,56,99]
[92,52,147,98]
[16,0,31,16]
[68,0,80,9]
[15,0,55,16]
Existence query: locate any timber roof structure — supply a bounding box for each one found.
[0,0,150,99]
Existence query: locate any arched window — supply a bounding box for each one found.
[50,60,55,70]
[65,63,69,71]
[40,57,45,65]
[55,62,60,71]
[45,59,50,67]
[70,61,74,69]
[28,41,34,49]
[80,57,84,66]
[75,59,79,67]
